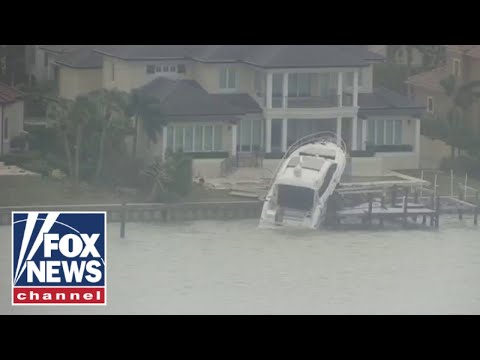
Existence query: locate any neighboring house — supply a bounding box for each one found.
[406,45,480,136]
[25,45,98,87]
[369,45,423,67]
[0,82,25,155]
[47,45,424,177]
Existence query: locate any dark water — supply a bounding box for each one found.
[1,217,479,314]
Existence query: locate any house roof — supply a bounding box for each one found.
[0,82,24,104]
[358,87,424,118]
[405,65,449,92]
[93,45,378,69]
[55,46,103,68]
[140,77,260,119]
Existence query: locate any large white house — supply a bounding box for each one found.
[28,45,424,177]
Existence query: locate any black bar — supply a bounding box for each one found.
[391,185,397,207]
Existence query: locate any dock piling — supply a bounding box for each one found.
[435,196,440,228]
[474,191,479,226]
[367,193,373,226]
[120,201,126,238]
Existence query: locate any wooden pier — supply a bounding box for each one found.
[326,185,447,229]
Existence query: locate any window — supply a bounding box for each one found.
[358,69,363,87]
[146,65,155,74]
[288,73,311,97]
[177,64,186,73]
[219,68,236,90]
[168,125,225,152]
[163,66,169,72]
[44,53,48,67]
[453,59,461,77]
[156,65,162,72]
[111,63,115,81]
[194,125,203,151]
[175,126,184,152]
[368,119,403,146]
[170,65,176,72]
[427,96,434,113]
[3,117,8,139]
[204,125,213,151]
[184,126,193,152]
[214,125,223,151]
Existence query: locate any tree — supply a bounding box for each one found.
[45,97,75,177]
[45,94,97,184]
[128,88,165,158]
[86,88,130,182]
[439,75,480,159]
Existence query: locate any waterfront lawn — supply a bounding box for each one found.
[0,177,248,207]
[0,176,136,207]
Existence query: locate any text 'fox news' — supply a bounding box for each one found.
[12,212,107,305]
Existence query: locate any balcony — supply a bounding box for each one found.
[268,92,354,109]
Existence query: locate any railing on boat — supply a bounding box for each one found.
[268,131,347,189]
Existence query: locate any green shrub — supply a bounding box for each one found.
[20,159,51,176]
[0,151,41,165]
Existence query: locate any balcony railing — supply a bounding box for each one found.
[272,95,339,109]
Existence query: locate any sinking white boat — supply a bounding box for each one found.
[259,132,347,229]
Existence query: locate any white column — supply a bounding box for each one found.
[362,119,367,150]
[265,117,272,153]
[336,117,342,145]
[415,118,421,155]
[337,72,343,107]
[282,73,289,109]
[281,118,288,152]
[353,70,359,107]
[231,124,238,156]
[162,125,168,161]
[352,115,358,150]
[266,72,273,109]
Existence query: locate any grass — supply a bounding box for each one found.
[0,175,248,208]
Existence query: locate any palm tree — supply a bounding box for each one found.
[86,88,129,182]
[45,96,75,177]
[128,88,165,158]
[142,157,174,201]
[440,75,480,159]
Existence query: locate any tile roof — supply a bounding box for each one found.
[405,66,449,92]
[141,77,259,117]
[0,82,24,104]
[94,45,377,68]
[358,87,424,117]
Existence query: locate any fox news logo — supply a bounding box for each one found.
[12,212,106,305]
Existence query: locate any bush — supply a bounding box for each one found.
[367,144,413,152]
[10,132,29,150]
[25,126,63,156]
[0,150,41,165]
[20,159,51,176]
[167,153,193,196]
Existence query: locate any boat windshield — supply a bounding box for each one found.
[277,184,314,211]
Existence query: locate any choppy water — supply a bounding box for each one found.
[1,217,480,314]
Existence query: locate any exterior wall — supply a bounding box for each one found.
[419,135,451,169]
[351,157,384,176]
[25,46,50,83]
[1,101,25,154]
[76,68,103,96]
[58,67,78,100]
[411,87,449,119]
[58,67,103,99]
[103,58,191,92]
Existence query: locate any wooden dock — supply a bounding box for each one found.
[326,185,444,229]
